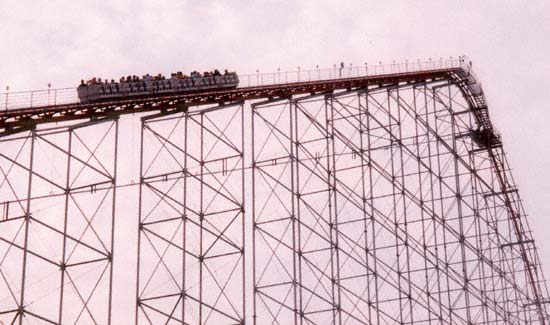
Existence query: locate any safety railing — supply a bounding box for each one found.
[0,87,77,111]
[238,57,470,88]
[0,57,471,112]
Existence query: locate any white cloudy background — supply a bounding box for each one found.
[1,0,550,323]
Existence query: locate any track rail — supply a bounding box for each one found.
[0,68,461,131]
[450,69,547,324]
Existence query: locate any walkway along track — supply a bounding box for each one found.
[0,65,546,323]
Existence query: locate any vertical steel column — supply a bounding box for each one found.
[58,128,72,324]
[290,98,301,325]
[411,84,436,323]
[182,110,188,324]
[363,90,381,325]
[135,118,145,325]
[108,119,118,325]
[357,90,372,323]
[326,94,343,325]
[447,83,473,323]
[251,102,257,325]
[199,111,204,324]
[18,129,35,325]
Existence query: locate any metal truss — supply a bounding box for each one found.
[136,103,245,324]
[251,81,550,324]
[1,62,550,325]
[0,117,118,324]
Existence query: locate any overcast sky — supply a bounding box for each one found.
[1,0,550,322]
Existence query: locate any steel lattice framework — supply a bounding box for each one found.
[136,104,245,324]
[0,58,549,324]
[0,119,117,324]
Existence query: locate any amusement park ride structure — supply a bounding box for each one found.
[0,57,548,324]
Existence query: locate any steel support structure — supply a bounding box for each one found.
[0,62,549,324]
[136,103,245,324]
[252,80,550,324]
[0,117,118,324]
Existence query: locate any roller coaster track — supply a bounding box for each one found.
[450,68,546,323]
[0,68,458,132]
[0,58,547,324]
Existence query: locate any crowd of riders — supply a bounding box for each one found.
[80,69,231,87]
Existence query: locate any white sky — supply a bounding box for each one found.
[1,0,550,322]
